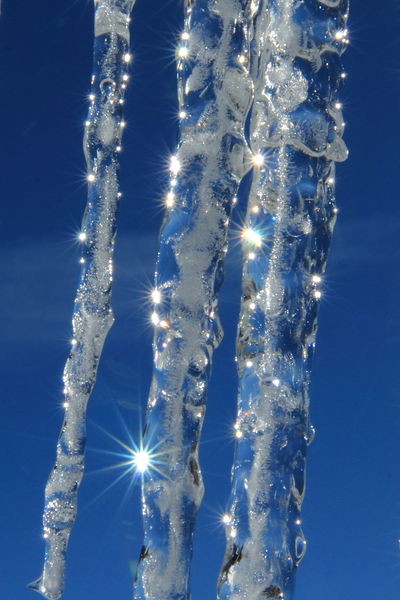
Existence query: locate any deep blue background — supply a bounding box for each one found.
[1,1,400,599]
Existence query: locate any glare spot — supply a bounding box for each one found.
[313,290,322,300]
[311,275,322,284]
[246,360,253,368]
[178,46,189,59]
[222,513,232,525]
[179,110,187,119]
[122,73,129,82]
[252,153,264,167]
[132,450,151,473]
[166,191,175,208]
[123,53,132,63]
[181,32,190,41]
[170,155,181,175]
[272,378,280,387]
[151,312,160,326]
[87,173,96,183]
[334,29,348,42]
[152,289,162,304]
[242,228,262,247]
[78,232,87,242]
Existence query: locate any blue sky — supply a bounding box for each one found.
[1,1,400,599]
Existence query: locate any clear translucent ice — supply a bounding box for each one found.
[133,1,253,599]
[29,1,136,598]
[218,1,348,599]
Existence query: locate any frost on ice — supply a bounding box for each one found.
[29,2,136,598]
[132,1,253,599]
[218,1,349,599]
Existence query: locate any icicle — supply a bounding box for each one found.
[218,1,348,599]
[132,2,253,599]
[29,2,136,598]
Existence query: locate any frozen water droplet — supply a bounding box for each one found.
[305,424,316,445]
[295,535,307,564]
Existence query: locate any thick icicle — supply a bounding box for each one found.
[29,2,136,598]
[218,1,349,599]
[133,2,253,599]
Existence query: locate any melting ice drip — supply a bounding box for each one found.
[218,1,349,599]
[28,2,136,598]
[132,1,254,599]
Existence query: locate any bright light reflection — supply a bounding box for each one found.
[242,227,262,247]
[170,155,181,175]
[87,422,171,507]
[132,449,151,473]
[178,46,189,59]
[252,153,264,167]
[166,191,175,208]
[152,289,162,304]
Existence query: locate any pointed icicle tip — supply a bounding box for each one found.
[27,577,62,600]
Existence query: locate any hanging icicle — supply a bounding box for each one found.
[218,1,348,599]
[132,1,253,598]
[29,2,136,598]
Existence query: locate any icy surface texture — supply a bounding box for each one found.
[133,2,253,599]
[29,2,136,598]
[218,1,348,599]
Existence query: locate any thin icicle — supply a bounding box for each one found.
[29,2,135,598]
[218,1,348,599]
[133,1,253,599]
